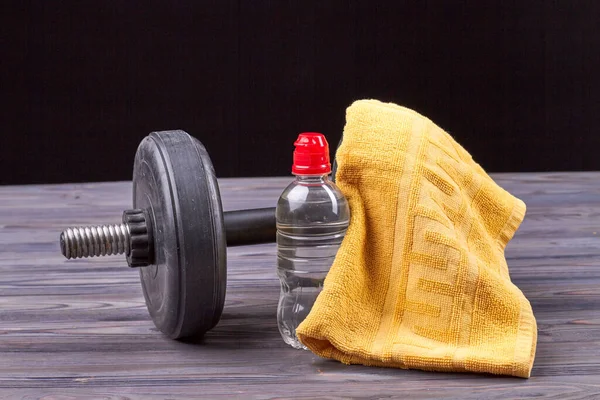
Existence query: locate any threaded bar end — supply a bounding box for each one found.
[60,224,130,260]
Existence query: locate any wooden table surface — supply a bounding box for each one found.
[1,173,599,399]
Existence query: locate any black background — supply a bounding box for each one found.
[2,1,598,185]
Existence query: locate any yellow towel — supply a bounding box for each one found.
[296,99,537,378]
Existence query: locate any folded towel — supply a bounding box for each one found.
[296,99,537,378]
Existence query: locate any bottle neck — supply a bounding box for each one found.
[294,174,330,183]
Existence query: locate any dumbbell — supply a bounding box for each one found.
[59,130,281,339]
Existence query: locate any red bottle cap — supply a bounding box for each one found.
[292,132,332,175]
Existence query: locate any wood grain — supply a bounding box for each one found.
[0,173,599,399]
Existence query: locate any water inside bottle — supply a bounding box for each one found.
[276,221,348,349]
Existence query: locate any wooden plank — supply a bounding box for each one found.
[0,173,599,398]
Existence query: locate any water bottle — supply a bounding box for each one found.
[276,132,350,349]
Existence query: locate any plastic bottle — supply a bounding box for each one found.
[276,132,350,349]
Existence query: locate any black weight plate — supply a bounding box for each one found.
[132,130,226,339]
